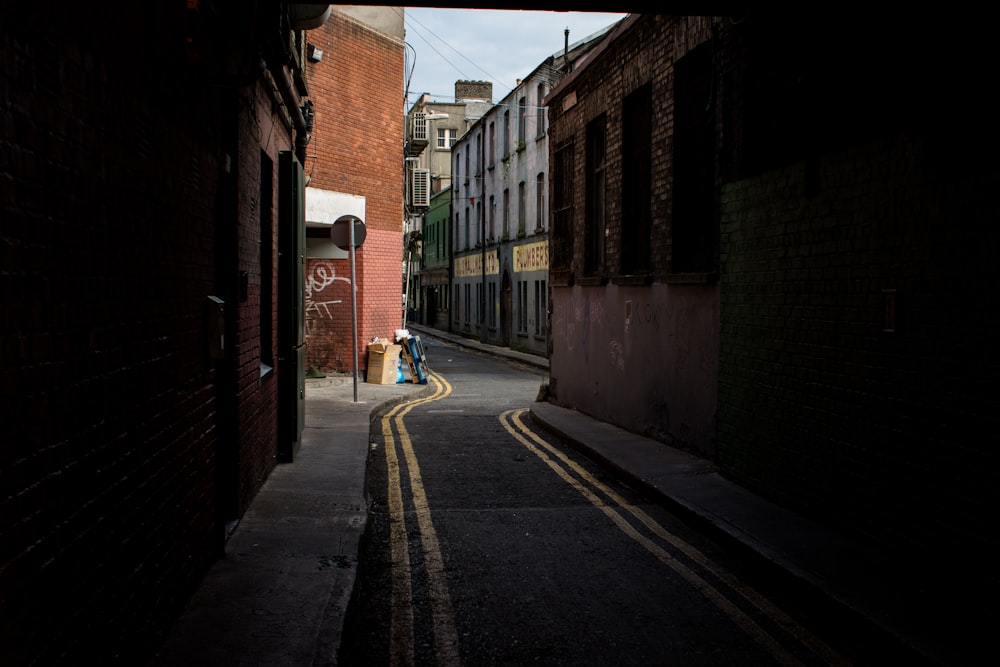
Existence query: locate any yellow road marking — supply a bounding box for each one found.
[501,408,851,667]
[383,373,460,667]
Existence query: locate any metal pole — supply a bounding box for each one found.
[402,244,410,330]
[350,220,359,402]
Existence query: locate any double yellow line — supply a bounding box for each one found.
[381,372,460,667]
[380,387,848,667]
[499,408,850,667]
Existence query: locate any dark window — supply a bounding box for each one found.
[488,121,495,168]
[585,114,607,276]
[621,84,652,274]
[536,83,546,138]
[518,96,526,145]
[551,141,575,272]
[518,181,525,236]
[672,42,716,273]
[259,151,273,370]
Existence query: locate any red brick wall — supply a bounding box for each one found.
[304,9,405,372]
[230,76,291,511]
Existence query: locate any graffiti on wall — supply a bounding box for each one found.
[305,261,350,329]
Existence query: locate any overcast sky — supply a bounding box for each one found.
[402,8,629,109]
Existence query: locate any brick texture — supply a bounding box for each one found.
[1,4,299,662]
[304,11,405,373]
[546,14,1000,581]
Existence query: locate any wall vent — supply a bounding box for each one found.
[411,168,430,208]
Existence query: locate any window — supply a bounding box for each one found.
[534,279,546,336]
[476,132,483,174]
[464,284,471,324]
[488,121,496,168]
[503,188,510,239]
[551,141,575,272]
[259,150,274,372]
[518,96,526,145]
[517,280,528,333]
[585,114,607,276]
[503,110,510,157]
[464,207,470,250]
[475,200,482,245]
[489,195,496,240]
[621,84,652,274]
[535,173,545,231]
[672,42,716,274]
[437,127,456,149]
[464,147,469,184]
[477,283,484,324]
[536,84,546,138]
[518,181,526,236]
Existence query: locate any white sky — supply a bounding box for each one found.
[403,8,629,108]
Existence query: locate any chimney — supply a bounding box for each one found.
[454,80,493,103]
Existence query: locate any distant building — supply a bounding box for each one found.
[405,81,492,326]
[448,22,621,355]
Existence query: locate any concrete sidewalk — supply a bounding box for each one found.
[150,375,432,666]
[151,326,975,666]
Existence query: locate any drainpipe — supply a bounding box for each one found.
[268,60,312,162]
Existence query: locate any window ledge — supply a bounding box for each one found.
[550,270,573,287]
[577,275,607,286]
[664,272,718,285]
[611,274,654,286]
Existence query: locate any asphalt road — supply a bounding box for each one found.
[338,337,883,666]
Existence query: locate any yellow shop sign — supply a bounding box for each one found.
[514,240,548,272]
[455,250,499,278]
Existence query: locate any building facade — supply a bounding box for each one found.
[405,81,493,326]
[302,7,405,373]
[419,186,453,329]
[450,23,620,357]
[545,14,1000,581]
[1,3,328,662]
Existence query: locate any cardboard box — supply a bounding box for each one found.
[367,342,402,384]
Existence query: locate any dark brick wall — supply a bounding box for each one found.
[1,4,296,662]
[545,16,720,457]
[717,16,1000,569]
[546,13,1000,579]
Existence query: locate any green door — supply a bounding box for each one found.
[277,150,305,462]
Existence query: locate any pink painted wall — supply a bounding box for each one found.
[550,283,719,457]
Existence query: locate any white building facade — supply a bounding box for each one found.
[450,23,620,356]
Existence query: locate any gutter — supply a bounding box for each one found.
[268,59,313,162]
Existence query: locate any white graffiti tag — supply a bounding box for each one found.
[305,261,351,322]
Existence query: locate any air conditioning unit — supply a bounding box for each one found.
[410,168,430,208]
[411,113,428,142]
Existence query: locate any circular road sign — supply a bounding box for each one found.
[331,215,366,250]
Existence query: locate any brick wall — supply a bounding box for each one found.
[545,16,720,457]
[716,16,1000,570]
[304,10,404,372]
[718,135,1000,564]
[545,13,1000,578]
[0,4,297,662]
